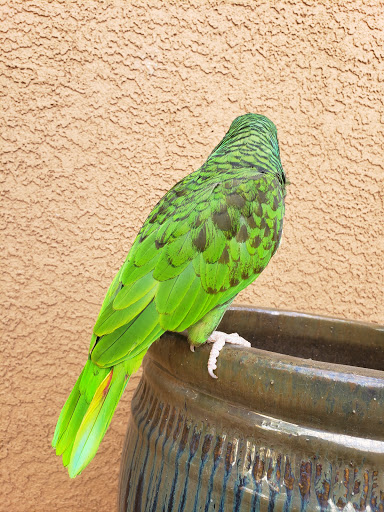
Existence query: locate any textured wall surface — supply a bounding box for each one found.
[1,1,383,510]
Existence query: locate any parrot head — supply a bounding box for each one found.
[210,113,286,185]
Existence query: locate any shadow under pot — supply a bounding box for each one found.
[118,306,384,512]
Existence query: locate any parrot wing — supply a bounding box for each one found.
[88,168,284,369]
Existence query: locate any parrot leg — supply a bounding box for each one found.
[206,331,251,379]
[185,298,250,377]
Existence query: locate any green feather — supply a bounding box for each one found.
[113,272,157,310]
[203,223,226,264]
[161,263,195,314]
[155,276,178,313]
[167,232,194,267]
[97,268,122,313]
[121,254,159,284]
[173,285,211,332]
[52,360,109,463]
[229,237,240,261]
[67,364,127,478]
[169,218,191,238]
[208,261,228,293]
[162,276,202,331]
[132,230,158,265]
[153,249,189,281]
[124,325,164,360]
[93,287,156,337]
[91,300,160,366]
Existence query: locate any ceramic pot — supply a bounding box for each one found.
[118,306,384,512]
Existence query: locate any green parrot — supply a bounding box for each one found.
[52,113,286,478]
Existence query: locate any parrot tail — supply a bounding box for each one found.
[52,359,129,478]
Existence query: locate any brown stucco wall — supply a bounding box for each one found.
[1,1,383,510]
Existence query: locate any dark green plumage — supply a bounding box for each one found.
[52,113,286,477]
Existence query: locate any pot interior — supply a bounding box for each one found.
[219,306,384,371]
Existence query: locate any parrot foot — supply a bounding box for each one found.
[206,331,251,379]
[190,345,195,353]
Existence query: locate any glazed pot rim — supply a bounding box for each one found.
[146,306,384,440]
